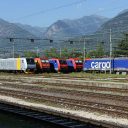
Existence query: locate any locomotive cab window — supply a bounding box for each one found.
[41,60,45,63]
[75,60,83,65]
[45,60,49,63]
[26,58,35,64]
[41,60,49,63]
[79,60,82,63]
[75,60,82,63]
[75,60,79,63]
[59,60,67,64]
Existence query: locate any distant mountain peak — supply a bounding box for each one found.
[117,9,128,15]
[44,15,109,38]
[0,18,36,38]
[16,23,47,38]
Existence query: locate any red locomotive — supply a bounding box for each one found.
[34,58,50,72]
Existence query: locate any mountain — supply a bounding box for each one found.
[93,9,128,52]
[44,15,109,38]
[0,15,109,58]
[99,10,128,32]
[0,18,42,58]
[0,18,35,38]
[58,10,128,54]
[16,23,47,38]
[68,9,128,54]
[118,9,128,15]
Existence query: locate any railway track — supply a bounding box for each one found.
[0,81,128,105]
[0,85,127,119]
[0,77,128,96]
[0,75,127,127]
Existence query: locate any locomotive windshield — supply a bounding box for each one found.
[75,60,83,65]
[26,58,35,64]
[41,60,49,63]
[59,60,67,64]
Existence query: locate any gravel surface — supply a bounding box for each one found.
[0,74,127,127]
[0,95,127,128]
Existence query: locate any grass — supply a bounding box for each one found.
[69,72,127,78]
[41,72,128,82]
[0,71,127,83]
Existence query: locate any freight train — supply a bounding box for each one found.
[0,58,36,73]
[83,58,128,74]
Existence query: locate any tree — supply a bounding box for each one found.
[44,48,83,59]
[114,33,128,57]
[86,43,105,58]
[61,48,69,58]
[44,48,59,58]
[24,51,37,58]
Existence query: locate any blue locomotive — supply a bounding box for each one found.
[83,58,128,74]
[66,58,83,72]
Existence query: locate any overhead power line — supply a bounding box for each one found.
[15,0,87,20]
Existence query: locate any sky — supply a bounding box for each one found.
[0,0,128,27]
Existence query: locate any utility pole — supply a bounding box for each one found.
[60,47,61,58]
[10,38,14,58]
[36,47,39,57]
[110,28,112,74]
[83,37,86,62]
[12,41,14,58]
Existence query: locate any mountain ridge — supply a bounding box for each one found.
[44,15,109,38]
[0,18,35,38]
[16,23,47,38]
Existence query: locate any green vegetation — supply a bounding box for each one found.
[0,72,127,83]
[64,72,128,83]
[24,51,38,58]
[23,34,128,59]
[44,48,83,59]
[43,43,106,59]
[113,33,128,57]
[69,72,126,78]
[44,48,59,58]
[86,43,105,58]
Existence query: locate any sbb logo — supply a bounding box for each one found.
[91,61,111,69]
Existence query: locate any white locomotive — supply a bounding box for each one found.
[0,58,36,73]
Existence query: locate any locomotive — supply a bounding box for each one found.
[66,58,83,72]
[83,57,128,74]
[0,58,36,73]
[49,58,68,72]
[34,58,50,72]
